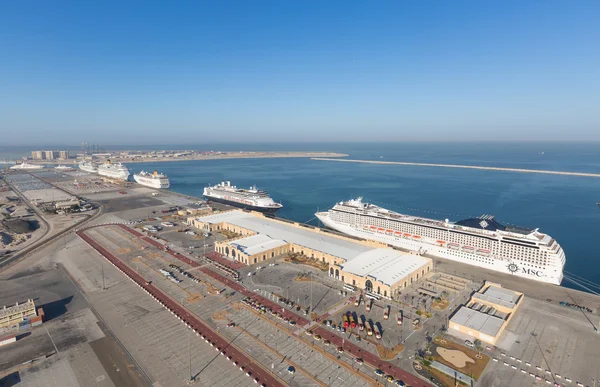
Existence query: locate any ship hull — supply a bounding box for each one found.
[133,175,170,189]
[203,195,281,213]
[316,213,562,285]
[97,170,130,181]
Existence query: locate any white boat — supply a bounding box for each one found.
[97,160,130,181]
[79,160,97,173]
[133,170,170,189]
[10,162,44,170]
[55,165,74,171]
[316,197,565,285]
[203,181,282,213]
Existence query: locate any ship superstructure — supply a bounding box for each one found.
[203,181,282,213]
[134,170,170,189]
[316,198,565,285]
[78,160,97,173]
[10,162,44,170]
[97,160,130,181]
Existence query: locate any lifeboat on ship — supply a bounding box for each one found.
[436,240,446,245]
[385,229,393,235]
[462,246,475,252]
[412,235,422,239]
[377,227,385,233]
[476,249,491,256]
[363,225,370,230]
[448,243,460,250]
[403,233,411,237]
[394,231,402,236]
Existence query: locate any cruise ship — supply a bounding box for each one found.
[55,165,75,171]
[10,162,44,170]
[203,181,282,213]
[133,170,170,189]
[316,198,565,285]
[79,160,97,173]
[97,160,130,181]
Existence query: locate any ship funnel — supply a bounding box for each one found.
[153,170,158,176]
[226,181,230,186]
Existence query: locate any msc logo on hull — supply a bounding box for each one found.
[507,262,543,278]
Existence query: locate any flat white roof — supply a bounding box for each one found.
[450,306,505,337]
[196,211,372,260]
[227,234,288,256]
[472,285,521,309]
[340,248,430,286]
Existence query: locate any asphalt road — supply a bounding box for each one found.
[78,225,285,387]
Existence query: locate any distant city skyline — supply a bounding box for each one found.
[1,1,599,144]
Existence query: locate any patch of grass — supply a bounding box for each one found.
[284,253,329,271]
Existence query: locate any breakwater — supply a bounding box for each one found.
[312,158,600,178]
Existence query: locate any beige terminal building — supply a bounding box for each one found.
[449,282,523,345]
[188,210,432,298]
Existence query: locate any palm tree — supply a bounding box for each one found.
[474,339,483,359]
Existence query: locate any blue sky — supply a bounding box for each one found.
[1,1,599,145]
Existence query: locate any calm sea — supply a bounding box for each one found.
[3,142,599,290]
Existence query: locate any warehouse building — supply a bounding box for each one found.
[449,282,523,345]
[336,249,432,299]
[190,210,432,298]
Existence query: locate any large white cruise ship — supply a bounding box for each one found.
[97,160,130,181]
[133,170,170,189]
[10,162,44,170]
[79,160,97,173]
[203,181,282,213]
[316,198,565,285]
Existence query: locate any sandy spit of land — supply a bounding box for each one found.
[26,152,349,165]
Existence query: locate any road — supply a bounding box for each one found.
[78,225,285,387]
[118,224,433,387]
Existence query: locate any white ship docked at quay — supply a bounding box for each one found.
[97,160,130,181]
[133,170,170,189]
[203,181,282,213]
[316,198,565,285]
[78,160,98,173]
[10,162,44,170]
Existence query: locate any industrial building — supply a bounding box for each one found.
[44,150,59,160]
[0,299,37,330]
[189,210,432,298]
[30,150,69,160]
[449,282,523,345]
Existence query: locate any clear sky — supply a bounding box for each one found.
[1,1,599,145]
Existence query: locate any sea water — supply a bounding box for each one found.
[2,142,599,289]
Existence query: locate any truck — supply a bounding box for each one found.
[348,314,356,329]
[342,314,349,328]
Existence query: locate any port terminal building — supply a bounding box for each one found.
[188,210,432,299]
[449,282,523,345]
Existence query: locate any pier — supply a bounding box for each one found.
[312,158,600,178]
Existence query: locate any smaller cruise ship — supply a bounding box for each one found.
[55,165,75,171]
[10,162,44,170]
[79,160,97,173]
[97,160,130,181]
[134,170,170,189]
[203,181,282,213]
